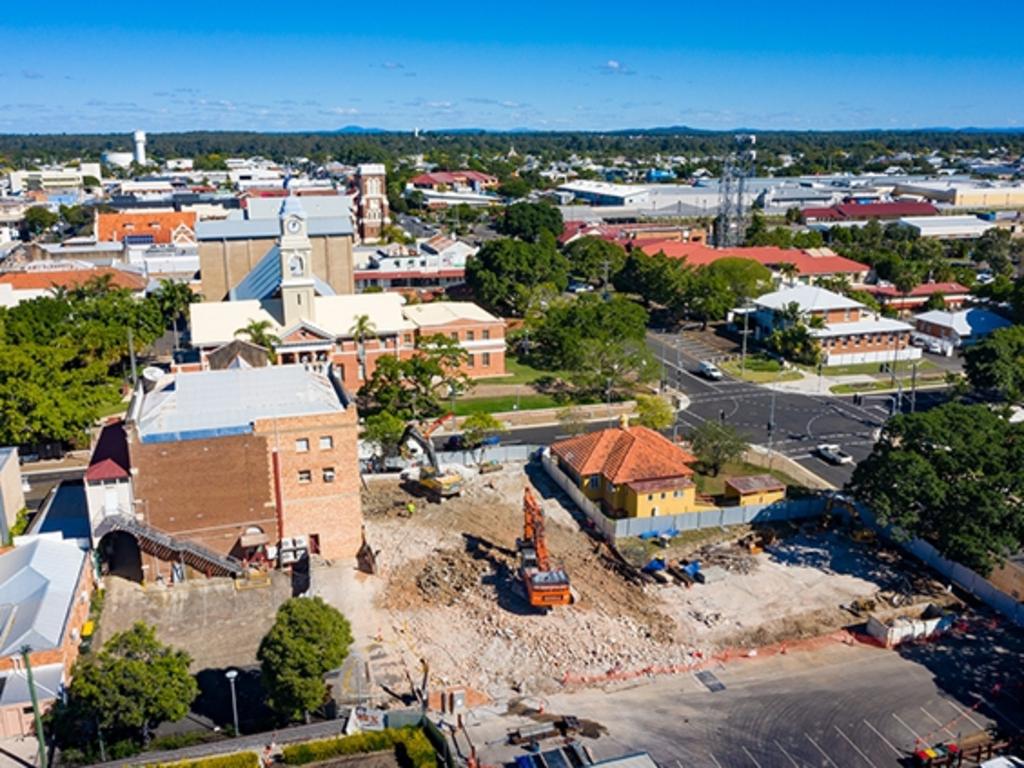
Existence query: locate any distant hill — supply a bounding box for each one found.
[333,125,388,134]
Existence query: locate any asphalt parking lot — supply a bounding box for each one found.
[465,616,1024,768]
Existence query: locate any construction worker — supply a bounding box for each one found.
[406,501,417,517]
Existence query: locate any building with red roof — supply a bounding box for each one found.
[0,265,147,308]
[559,221,708,247]
[638,241,870,284]
[862,281,971,314]
[408,170,498,192]
[550,422,705,519]
[96,211,197,245]
[801,201,938,222]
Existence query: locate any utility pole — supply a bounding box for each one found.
[127,327,138,388]
[21,646,47,768]
[910,361,918,412]
[740,301,750,375]
[767,381,777,470]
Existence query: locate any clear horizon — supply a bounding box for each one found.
[2,0,1022,135]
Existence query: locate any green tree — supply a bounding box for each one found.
[466,236,569,315]
[689,422,749,477]
[679,267,735,328]
[705,257,774,302]
[634,394,674,431]
[193,153,229,171]
[23,206,59,237]
[613,250,689,309]
[563,237,626,285]
[461,412,505,464]
[258,598,353,723]
[498,201,563,242]
[60,622,197,745]
[497,176,531,199]
[556,405,588,436]
[58,204,91,231]
[973,229,1014,276]
[153,278,199,329]
[349,314,377,380]
[568,338,659,400]
[922,292,946,312]
[529,293,649,371]
[363,412,407,458]
[963,325,1024,402]
[235,319,280,362]
[847,403,1024,575]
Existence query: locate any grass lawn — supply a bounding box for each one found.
[453,393,560,416]
[800,359,939,377]
[476,358,569,385]
[693,460,804,496]
[830,375,951,395]
[96,399,129,419]
[720,359,804,383]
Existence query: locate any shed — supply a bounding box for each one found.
[723,475,786,506]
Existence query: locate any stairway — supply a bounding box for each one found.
[95,514,245,578]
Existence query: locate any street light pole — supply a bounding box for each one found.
[225,669,240,736]
[21,646,47,768]
[740,301,750,375]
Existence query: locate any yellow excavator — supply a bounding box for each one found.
[401,416,463,502]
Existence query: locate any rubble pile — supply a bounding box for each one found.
[414,550,491,606]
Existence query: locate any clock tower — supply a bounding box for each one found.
[278,196,316,327]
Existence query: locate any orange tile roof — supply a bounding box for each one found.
[638,241,868,276]
[97,211,197,244]
[551,425,696,486]
[0,267,146,291]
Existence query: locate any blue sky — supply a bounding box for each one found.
[1,1,1022,134]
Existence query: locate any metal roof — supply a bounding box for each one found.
[0,537,88,657]
[135,364,346,443]
[755,285,863,312]
[914,308,1012,337]
[229,245,335,301]
[195,215,352,240]
[0,663,64,707]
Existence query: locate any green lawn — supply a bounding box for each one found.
[801,359,939,377]
[453,393,560,416]
[693,460,804,496]
[720,359,804,383]
[476,358,569,385]
[830,375,951,395]
[96,399,129,419]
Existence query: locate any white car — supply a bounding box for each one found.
[697,361,724,380]
[816,444,854,465]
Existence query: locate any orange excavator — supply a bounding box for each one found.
[518,488,573,610]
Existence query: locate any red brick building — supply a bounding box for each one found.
[87,365,362,582]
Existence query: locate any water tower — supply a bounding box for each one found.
[133,130,147,166]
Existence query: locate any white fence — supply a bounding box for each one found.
[540,449,826,541]
[361,443,542,474]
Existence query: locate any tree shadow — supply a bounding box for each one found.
[191,666,275,735]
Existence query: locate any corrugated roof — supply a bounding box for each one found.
[0,663,64,707]
[0,537,87,657]
[914,308,1012,337]
[755,285,863,312]
[85,422,130,482]
[228,245,335,301]
[726,475,786,494]
[402,301,501,327]
[195,215,352,240]
[135,364,346,442]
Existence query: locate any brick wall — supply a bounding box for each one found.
[253,408,362,560]
[130,431,278,573]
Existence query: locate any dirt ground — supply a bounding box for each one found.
[361,464,950,699]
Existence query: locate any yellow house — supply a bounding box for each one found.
[550,423,700,519]
[723,475,786,506]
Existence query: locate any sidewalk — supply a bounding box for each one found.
[436,400,638,434]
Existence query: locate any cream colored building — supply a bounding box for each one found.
[0,447,25,542]
[894,181,1024,209]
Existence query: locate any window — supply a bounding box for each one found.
[298,470,312,484]
[319,436,333,450]
[323,467,336,483]
[482,352,491,366]
[673,490,683,498]
[660,492,666,499]
[482,329,490,340]
[450,332,459,341]
[647,494,653,501]
[295,438,309,453]
[403,334,413,345]
[467,330,475,341]
[467,354,475,368]
[587,476,599,490]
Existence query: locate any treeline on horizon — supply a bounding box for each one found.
[1,128,1022,169]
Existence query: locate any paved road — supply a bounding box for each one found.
[647,333,952,488]
[395,213,437,239]
[466,618,1024,768]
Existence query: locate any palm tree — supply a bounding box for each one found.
[349,314,377,381]
[777,262,799,286]
[235,319,280,362]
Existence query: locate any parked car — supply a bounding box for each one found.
[697,361,724,381]
[568,281,594,294]
[815,443,854,465]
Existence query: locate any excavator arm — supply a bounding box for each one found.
[400,425,441,473]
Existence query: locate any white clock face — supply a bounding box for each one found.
[286,217,302,234]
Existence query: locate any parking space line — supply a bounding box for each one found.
[945,701,986,731]
[835,725,879,767]
[805,733,840,768]
[892,712,923,741]
[741,745,763,768]
[707,752,724,768]
[773,739,800,767]
[921,707,957,739]
[863,719,903,757]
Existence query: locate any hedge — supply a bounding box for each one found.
[282,726,436,768]
[147,751,260,768]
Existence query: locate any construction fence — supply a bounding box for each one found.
[540,449,826,542]
[361,444,542,475]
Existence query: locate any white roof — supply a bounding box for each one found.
[901,215,995,237]
[557,180,649,197]
[402,301,501,327]
[190,292,413,347]
[0,537,88,657]
[812,316,913,337]
[755,285,863,312]
[135,364,346,442]
[914,308,1011,336]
